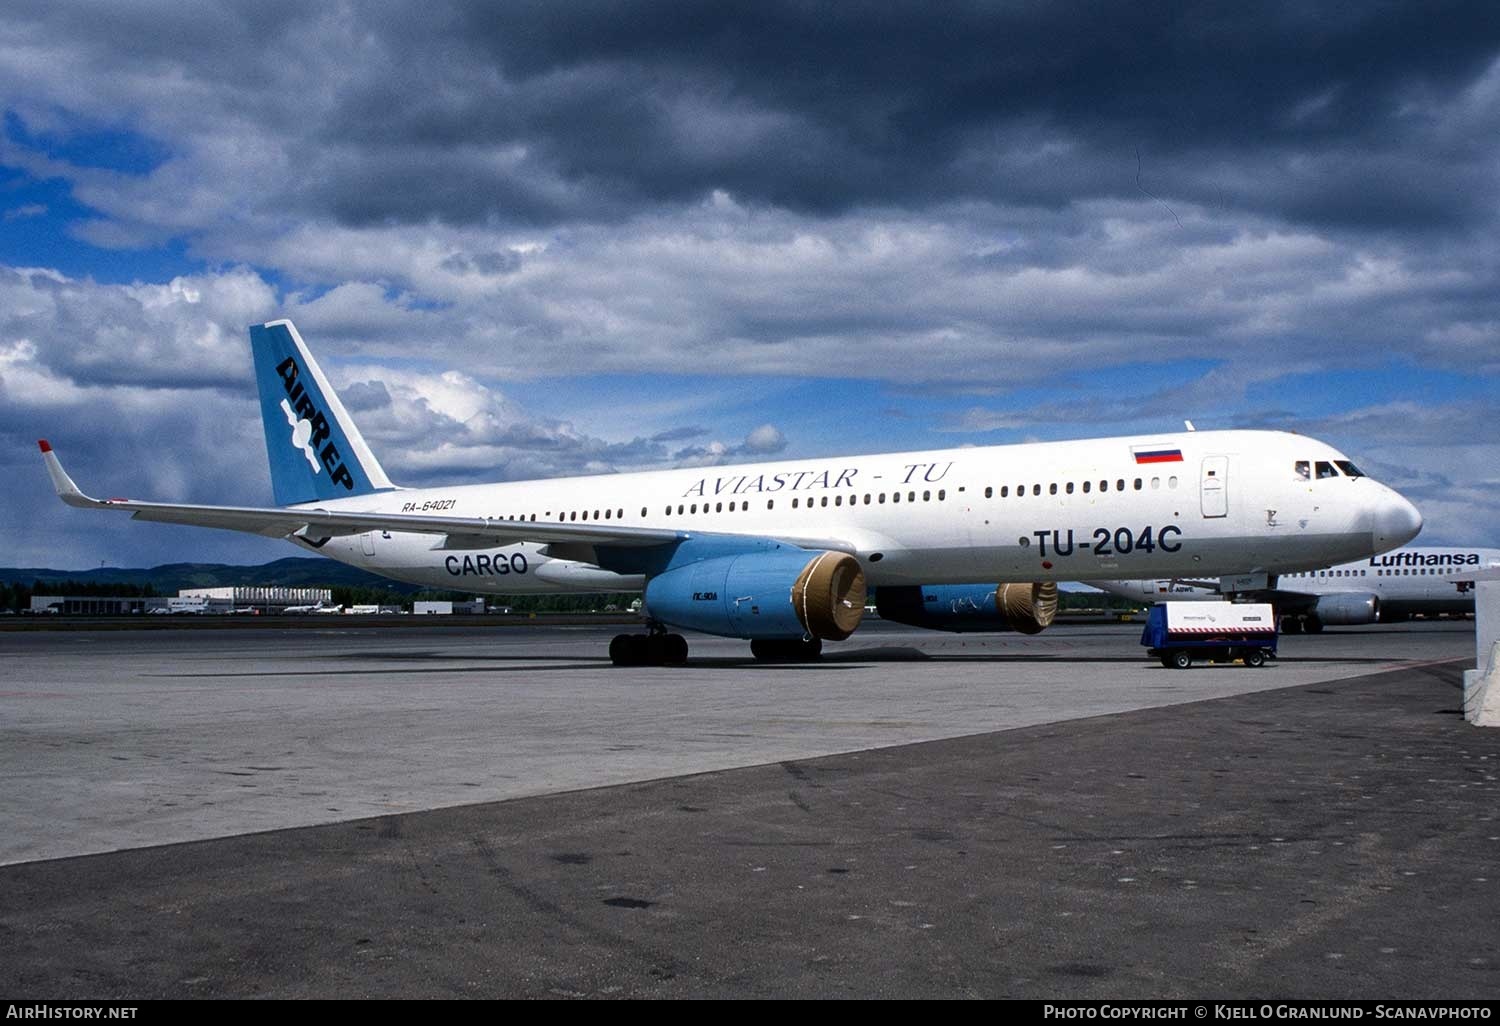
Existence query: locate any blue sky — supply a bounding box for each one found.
[1,2,1497,569]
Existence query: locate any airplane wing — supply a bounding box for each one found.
[39,440,685,550]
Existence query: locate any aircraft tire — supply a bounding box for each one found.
[663,633,689,666]
[1304,617,1324,634]
[751,637,824,663]
[609,634,636,666]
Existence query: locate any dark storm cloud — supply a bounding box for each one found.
[280,0,1500,230]
[11,1,1493,233]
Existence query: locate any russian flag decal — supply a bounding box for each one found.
[1132,445,1183,464]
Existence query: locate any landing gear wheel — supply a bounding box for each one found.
[610,633,636,666]
[1303,617,1324,634]
[1280,617,1303,635]
[1169,650,1192,670]
[1244,649,1266,668]
[662,633,689,666]
[610,632,689,666]
[751,637,824,663]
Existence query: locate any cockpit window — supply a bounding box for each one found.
[1315,461,1338,479]
[1294,460,1310,480]
[1334,460,1364,478]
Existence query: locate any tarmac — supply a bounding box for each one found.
[0,620,1491,998]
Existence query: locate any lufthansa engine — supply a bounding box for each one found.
[875,582,1059,634]
[643,550,866,640]
[1311,593,1380,625]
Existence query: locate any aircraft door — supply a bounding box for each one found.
[1200,456,1228,518]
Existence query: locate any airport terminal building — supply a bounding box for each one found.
[30,586,333,615]
[178,587,332,610]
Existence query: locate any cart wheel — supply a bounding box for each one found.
[1244,649,1266,668]
[1169,650,1192,670]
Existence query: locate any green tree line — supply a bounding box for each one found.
[1,579,160,611]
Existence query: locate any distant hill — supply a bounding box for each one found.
[0,557,419,594]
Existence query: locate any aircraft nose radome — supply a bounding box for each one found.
[1372,490,1423,550]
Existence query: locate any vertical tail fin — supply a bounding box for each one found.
[250,320,395,506]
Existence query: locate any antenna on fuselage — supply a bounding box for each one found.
[1184,420,1196,431]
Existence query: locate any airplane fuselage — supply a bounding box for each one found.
[1091,546,1499,620]
[296,429,1419,595]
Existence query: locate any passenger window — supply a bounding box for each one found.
[1316,461,1337,479]
[715,502,723,512]
[690,504,697,514]
[1295,460,1310,480]
[1134,479,1142,490]
[1168,476,1177,488]
[792,498,799,508]
[864,494,872,505]
[1151,477,1160,489]
[908,491,916,502]
[767,500,774,510]
[835,495,843,506]
[1049,483,1057,495]
[1001,486,1009,498]
[1033,484,1041,496]
[1117,479,1126,491]
[985,486,993,498]
[937,489,945,500]
[923,490,931,501]
[1065,482,1074,494]
[821,496,829,507]
[1082,481,1090,493]
[893,492,900,503]
[878,493,885,503]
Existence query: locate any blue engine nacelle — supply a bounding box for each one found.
[644,550,866,640]
[875,582,1059,634]
[1311,593,1380,625]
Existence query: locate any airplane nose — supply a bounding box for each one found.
[1371,489,1423,550]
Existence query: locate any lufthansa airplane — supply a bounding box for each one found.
[1086,545,1500,633]
[39,320,1423,664]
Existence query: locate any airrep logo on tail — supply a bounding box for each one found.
[275,356,355,491]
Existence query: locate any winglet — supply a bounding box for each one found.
[37,440,106,509]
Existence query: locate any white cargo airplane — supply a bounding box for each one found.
[39,320,1423,664]
[1086,545,1500,632]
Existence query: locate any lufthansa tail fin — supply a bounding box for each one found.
[250,320,395,506]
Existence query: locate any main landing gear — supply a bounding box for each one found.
[609,627,689,667]
[750,637,823,663]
